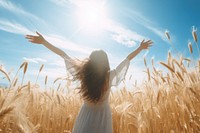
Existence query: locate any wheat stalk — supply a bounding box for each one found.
[28,81,31,94]
[0,106,15,119]
[45,75,48,90]
[151,57,155,67]
[147,68,151,81]
[21,62,28,86]
[192,26,199,55]
[13,78,18,87]
[10,62,26,88]
[53,77,62,84]
[35,64,44,84]
[0,69,11,83]
[160,62,175,73]
[165,30,170,40]
[144,57,147,67]
[188,41,193,54]
[165,30,179,55]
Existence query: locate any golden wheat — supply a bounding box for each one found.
[188,41,193,54]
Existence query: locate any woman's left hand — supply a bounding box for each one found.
[25,31,46,44]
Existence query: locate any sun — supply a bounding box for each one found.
[75,1,108,34]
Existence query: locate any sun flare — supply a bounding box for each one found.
[75,1,108,34]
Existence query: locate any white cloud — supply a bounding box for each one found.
[27,66,67,84]
[23,57,47,64]
[36,67,65,79]
[0,0,42,22]
[49,59,66,67]
[146,26,167,42]
[125,10,169,43]
[103,20,145,47]
[127,65,146,82]
[0,19,33,35]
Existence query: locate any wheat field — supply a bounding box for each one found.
[0,33,200,133]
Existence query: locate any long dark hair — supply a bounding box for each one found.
[74,50,110,103]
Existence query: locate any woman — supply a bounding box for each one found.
[25,32,153,133]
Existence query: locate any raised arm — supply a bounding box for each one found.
[109,39,153,86]
[25,32,70,59]
[127,40,153,61]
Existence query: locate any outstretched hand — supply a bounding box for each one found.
[25,32,46,44]
[140,40,153,50]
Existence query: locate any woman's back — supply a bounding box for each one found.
[72,58,130,133]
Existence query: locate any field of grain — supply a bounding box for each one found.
[0,31,200,133]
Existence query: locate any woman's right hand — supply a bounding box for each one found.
[25,31,46,44]
[140,39,153,50]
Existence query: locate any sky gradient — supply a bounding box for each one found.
[0,0,200,88]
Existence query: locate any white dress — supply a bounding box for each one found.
[64,57,130,133]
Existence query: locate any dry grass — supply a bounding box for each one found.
[0,30,200,133]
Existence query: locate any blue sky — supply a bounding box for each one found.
[0,0,199,88]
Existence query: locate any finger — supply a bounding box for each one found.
[146,40,152,43]
[25,35,34,38]
[147,40,153,44]
[28,39,34,42]
[141,39,145,43]
[26,35,32,37]
[149,40,154,43]
[25,36,33,39]
[29,40,35,43]
[36,31,41,36]
[29,40,38,44]
[148,42,153,45]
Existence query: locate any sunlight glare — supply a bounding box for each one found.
[75,1,108,34]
